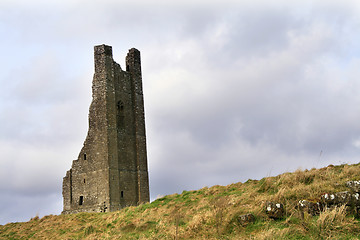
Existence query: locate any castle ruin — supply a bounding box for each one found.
[62,44,150,214]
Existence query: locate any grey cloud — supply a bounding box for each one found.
[0,192,61,224]
[144,4,360,203]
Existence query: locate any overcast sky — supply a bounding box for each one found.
[1,0,360,225]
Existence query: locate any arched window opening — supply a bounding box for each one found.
[117,101,124,111]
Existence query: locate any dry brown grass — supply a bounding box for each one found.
[2,163,360,239]
[316,205,359,239]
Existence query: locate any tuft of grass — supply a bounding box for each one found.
[315,205,360,238]
[84,225,95,236]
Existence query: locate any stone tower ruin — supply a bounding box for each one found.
[62,44,150,214]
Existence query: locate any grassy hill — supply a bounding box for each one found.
[2,163,360,239]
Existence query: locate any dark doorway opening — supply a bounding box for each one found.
[79,196,84,205]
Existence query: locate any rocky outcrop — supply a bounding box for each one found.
[320,191,360,207]
[318,182,360,216]
[264,180,360,220]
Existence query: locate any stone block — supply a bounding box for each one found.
[265,201,285,219]
[237,213,255,226]
[298,200,322,216]
[346,180,360,193]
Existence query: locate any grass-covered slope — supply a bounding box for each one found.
[2,163,360,239]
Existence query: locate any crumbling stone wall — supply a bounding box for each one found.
[62,45,149,214]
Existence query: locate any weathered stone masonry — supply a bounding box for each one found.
[62,45,150,214]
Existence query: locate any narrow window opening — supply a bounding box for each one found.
[83,179,86,183]
[126,65,130,71]
[83,154,87,160]
[121,191,124,198]
[79,196,84,205]
[117,101,124,111]
[117,101,125,129]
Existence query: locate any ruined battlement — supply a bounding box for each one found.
[62,44,149,214]
[94,44,113,56]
